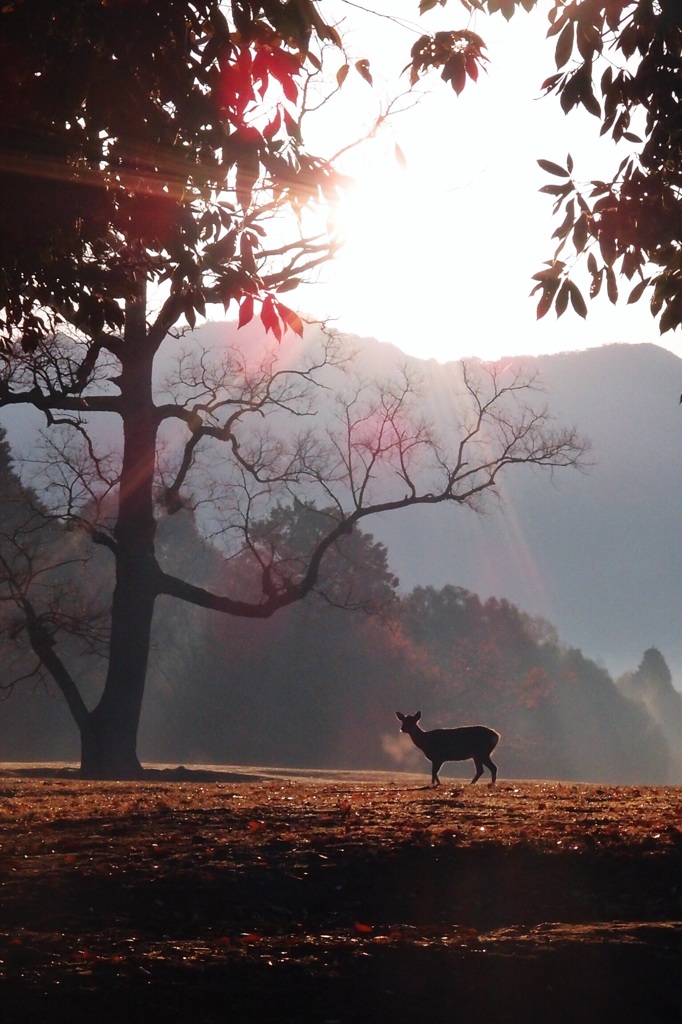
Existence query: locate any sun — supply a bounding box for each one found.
[294,6,667,366]
[307,146,510,363]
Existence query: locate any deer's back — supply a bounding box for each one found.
[425,725,499,757]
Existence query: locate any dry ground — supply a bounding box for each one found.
[1,765,681,1023]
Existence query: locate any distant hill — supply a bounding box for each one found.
[2,331,681,780]
[615,648,682,776]
[1,329,680,687]
[360,341,682,686]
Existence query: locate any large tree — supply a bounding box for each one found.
[0,1,585,778]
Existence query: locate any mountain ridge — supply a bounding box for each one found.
[1,330,679,685]
[361,340,682,684]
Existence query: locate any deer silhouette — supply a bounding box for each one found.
[396,711,499,786]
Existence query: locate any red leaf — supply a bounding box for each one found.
[465,54,479,81]
[238,294,254,329]
[281,72,299,104]
[263,109,282,139]
[355,59,373,86]
[555,279,570,317]
[568,281,588,318]
[538,158,570,178]
[627,278,649,305]
[442,53,466,95]
[276,300,304,337]
[236,159,258,211]
[534,281,558,319]
[555,21,575,69]
[260,295,282,341]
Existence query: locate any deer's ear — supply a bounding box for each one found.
[395,712,405,722]
[415,711,421,721]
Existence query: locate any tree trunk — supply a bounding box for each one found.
[80,281,159,780]
[78,549,157,779]
[80,704,145,781]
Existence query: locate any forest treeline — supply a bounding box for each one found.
[0,429,680,784]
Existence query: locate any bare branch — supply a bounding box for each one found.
[151,356,586,618]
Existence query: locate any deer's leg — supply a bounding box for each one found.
[471,759,483,783]
[431,761,442,786]
[483,756,497,785]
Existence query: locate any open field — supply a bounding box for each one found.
[1,765,681,1023]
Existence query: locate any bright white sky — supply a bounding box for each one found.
[293,0,675,364]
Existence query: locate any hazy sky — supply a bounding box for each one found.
[295,1,673,364]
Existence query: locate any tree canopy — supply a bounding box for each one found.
[3,1,680,343]
[0,0,345,349]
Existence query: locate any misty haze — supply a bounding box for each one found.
[2,328,681,785]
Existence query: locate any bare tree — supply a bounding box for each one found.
[0,487,108,719]
[0,325,586,777]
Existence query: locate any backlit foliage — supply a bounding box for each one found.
[0,1,345,350]
[414,1,682,333]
